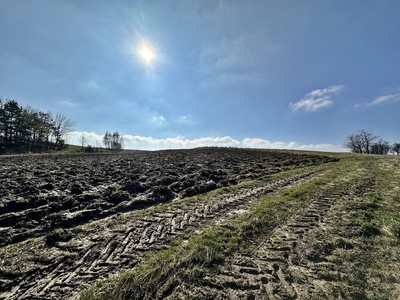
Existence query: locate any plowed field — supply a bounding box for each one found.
[1,149,399,299]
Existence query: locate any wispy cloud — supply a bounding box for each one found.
[150,115,167,126]
[176,115,196,125]
[79,79,103,93]
[366,93,400,107]
[57,98,78,108]
[290,85,344,112]
[67,132,344,152]
[198,31,274,89]
[217,0,229,13]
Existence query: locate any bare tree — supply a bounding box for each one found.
[94,140,102,152]
[53,113,75,150]
[371,139,390,155]
[392,143,400,155]
[359,129,378,154]
[344,129,378,154]
[80,134,87,151]
[344,133,362,153]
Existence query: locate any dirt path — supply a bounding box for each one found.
[175,165,376,299]
[1,165,329,300]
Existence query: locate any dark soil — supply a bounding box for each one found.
[0,148,337,299]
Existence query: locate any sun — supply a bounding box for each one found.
[140,47,154,62]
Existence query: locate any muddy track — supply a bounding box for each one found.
[185,172,375,299]
[1,167,328,300]
[0,149,336,248]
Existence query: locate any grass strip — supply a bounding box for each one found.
[355,156,400,299]
[81,154,400,300]
[81,155,369,300]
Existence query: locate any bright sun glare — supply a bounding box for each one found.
[140,47,154,62]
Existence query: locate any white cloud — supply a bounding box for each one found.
[290,85,344,112]
[296,143,346,152]
[242,138,344,152]
[123,135,241,150]
[242,138,346,152]
[150,115,167,126]
[365,93,400,107]
[67,131,103,146]
[354,92,400,108]
[242,138,297,149]
[67,132,344,152]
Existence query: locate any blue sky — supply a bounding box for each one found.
[1,0,399,151]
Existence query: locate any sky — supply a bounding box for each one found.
[1,0,399,151]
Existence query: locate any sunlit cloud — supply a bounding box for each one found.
[67,132,344,152]
[123,135,241,150]
[242,138,297,149]
[296,143,346,152]
[290,85,344,112]
[243,138,344,152]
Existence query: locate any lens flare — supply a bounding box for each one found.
[140,47,154,62]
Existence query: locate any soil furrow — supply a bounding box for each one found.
[0,150,335,248]
[1,167,327,300]
[0,149,338,299]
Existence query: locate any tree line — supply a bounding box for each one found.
[344,129,400,155]
[103,131,124,150]
[79,131,125,152]
[0,98,74,152]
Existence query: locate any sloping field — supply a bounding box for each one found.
[1,149,399,299]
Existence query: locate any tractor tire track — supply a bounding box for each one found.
[188,174,375,299]
[1,167,329,300]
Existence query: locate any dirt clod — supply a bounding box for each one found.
[0,148,341,299]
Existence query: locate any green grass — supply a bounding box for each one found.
[312,155,400,299]
[64,144,83,152]
[81,154,400,300]
[80,155,349,300]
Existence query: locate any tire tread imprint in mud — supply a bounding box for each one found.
[0,149,337,299]
[174,162,378,299]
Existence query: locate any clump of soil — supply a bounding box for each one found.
[0,148,337,299]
